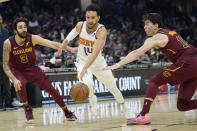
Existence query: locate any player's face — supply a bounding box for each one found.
[16,22,27,39]
[86,11,100,29]
[144,20,158,36]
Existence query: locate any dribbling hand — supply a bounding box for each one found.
[70,47,78,54]
[13,79,22,91]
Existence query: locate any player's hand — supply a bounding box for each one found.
[103,63,120,70]
[80,67,87,81]
[57,44,65,56]
[13,78,22,91]
[70,47,78,54]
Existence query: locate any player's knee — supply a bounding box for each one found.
[177,99,188,111]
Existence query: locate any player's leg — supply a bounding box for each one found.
[127,62,193,125]
[92,69,133,118]
[11,70,33,122]
[92,69,124,103]
[76,63,97,116]
[177,78,197,111]
[29,66,77,120]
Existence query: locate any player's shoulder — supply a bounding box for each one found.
[153,33,168,40]
[4,39,11,48]
[97,25,107,34]
[76,21,84,28]
[76,21,84,33]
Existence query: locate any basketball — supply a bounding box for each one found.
[70,82,89,103]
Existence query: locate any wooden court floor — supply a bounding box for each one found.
[0,93,197,131]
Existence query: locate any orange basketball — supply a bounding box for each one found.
[70,82,89,103]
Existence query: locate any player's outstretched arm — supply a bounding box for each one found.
[3,40,22,91]
[58,21,83,55]
[104,33,168,70]
[32,35,62,50]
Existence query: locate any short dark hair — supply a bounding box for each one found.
[13,17,29,30]
[142,13,163,28]
[86,4,101,16]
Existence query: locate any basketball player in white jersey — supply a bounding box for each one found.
[58,4,131,118]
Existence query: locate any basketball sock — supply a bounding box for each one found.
[140,79,160,116]
[140,99,152,116]
[89,95,98,115]
[62,106,70,114]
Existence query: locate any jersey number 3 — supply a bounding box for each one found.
[20,54,28,63]
[84,47,93,56]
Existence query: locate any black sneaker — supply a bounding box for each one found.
[4,104,17,110]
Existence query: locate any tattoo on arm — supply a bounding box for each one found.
[3,41,17,81]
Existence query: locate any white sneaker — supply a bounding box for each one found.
[120,103,135,120]
[12,101,23,107]
[89,95,98,116]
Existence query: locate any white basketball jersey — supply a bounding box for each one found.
[77,21,107,68]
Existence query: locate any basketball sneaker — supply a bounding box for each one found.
[126,114,151,125]
[24,105,34,123]
[65,110,77,121]
[89,95,98,116]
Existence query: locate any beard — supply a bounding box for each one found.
[16,30,27,39]
[87,23,97,29]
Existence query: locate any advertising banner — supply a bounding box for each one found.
[29,68,162,106]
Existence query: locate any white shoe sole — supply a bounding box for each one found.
[66,118,77,121]
[26,119,34,123]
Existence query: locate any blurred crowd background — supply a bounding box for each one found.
[1,0,197,70]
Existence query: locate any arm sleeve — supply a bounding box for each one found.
[66,27,79,42]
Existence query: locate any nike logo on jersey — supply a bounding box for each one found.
[13,47,19,50]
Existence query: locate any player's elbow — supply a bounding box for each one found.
[2,64,8,73]
[132,50,141,60]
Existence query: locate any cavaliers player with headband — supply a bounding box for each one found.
[105,13,197,125]
[3,17,77,122]
[58,4,131,118]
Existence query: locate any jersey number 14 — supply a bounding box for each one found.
[84,47,93,56]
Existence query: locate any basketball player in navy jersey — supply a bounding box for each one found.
[3,17,77,122]
[105,13,197,125]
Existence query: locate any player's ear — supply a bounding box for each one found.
[98,16,100,21]
[155,23,159,28]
